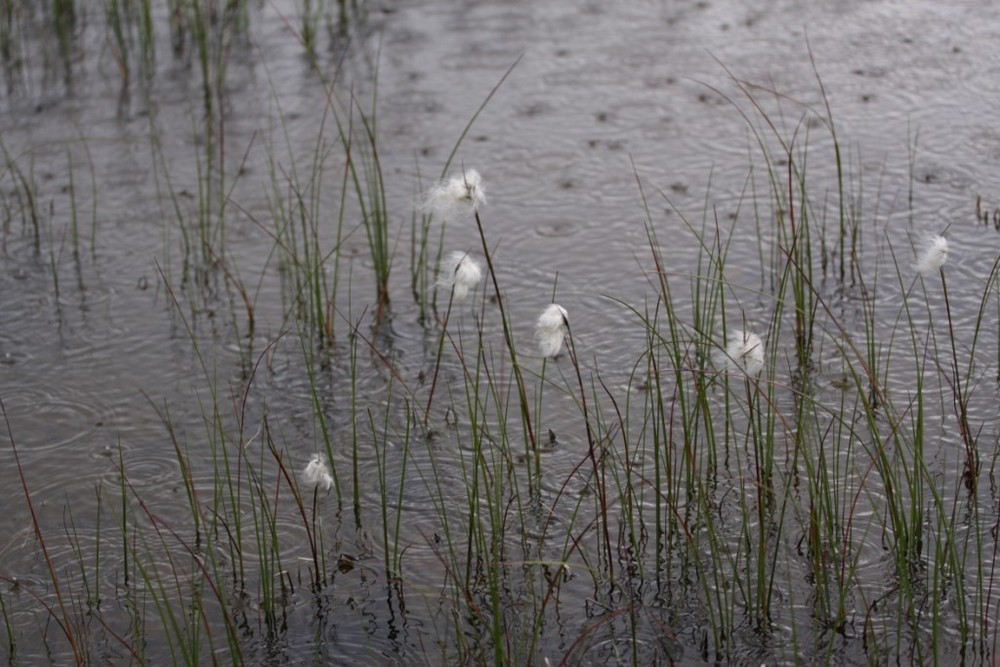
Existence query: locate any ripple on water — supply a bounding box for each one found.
[533,215,585,239]
[1,385,114,455]
[0,333,36,368]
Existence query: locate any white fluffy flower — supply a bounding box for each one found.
[438,251,483,301]
[721,329,765,377]
[916,234,948,275]
[426,168,486,221]
[302,453,333,492]
[537,304,569,358]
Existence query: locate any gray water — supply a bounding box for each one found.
[2,0,999,664]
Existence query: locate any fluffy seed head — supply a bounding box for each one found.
[426,168,486,221]
[723,329,765,377]
[439,251,483,301]
[537,304,569,358]
[916,234,948,275]
[302,453,333,492]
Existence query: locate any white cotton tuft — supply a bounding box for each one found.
[721,329,765,377]
[439,251,483,301]
[916,234,948,275]
[537,304,569,358]
[425,168,486,221]
[302,453,334,492]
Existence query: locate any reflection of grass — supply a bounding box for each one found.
[3,18,1000,665]
[0,1,18,69]
[0,140,40,254]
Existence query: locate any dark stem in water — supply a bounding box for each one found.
[940,268,977,491]
[473,210,537,452]
[565,321,615,585]
[424,287,456,425]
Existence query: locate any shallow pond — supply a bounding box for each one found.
[2,0,1000,664]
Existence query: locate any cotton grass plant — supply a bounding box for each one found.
[426,167,539,453]
[426,168,486,222]
[301,453,334,492]
[424,250,483,422]
[717,328,766,377]
[411,60,520,318]
[536,303,569,359]
[438,250,483,303]
[915,233,949,276]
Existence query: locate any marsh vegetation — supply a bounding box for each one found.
[1,1,998,664]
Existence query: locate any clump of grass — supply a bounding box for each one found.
[345,89,393,316]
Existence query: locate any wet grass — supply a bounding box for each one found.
[2,7,1000,666]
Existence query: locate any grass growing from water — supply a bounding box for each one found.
[3,15,1000,664]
